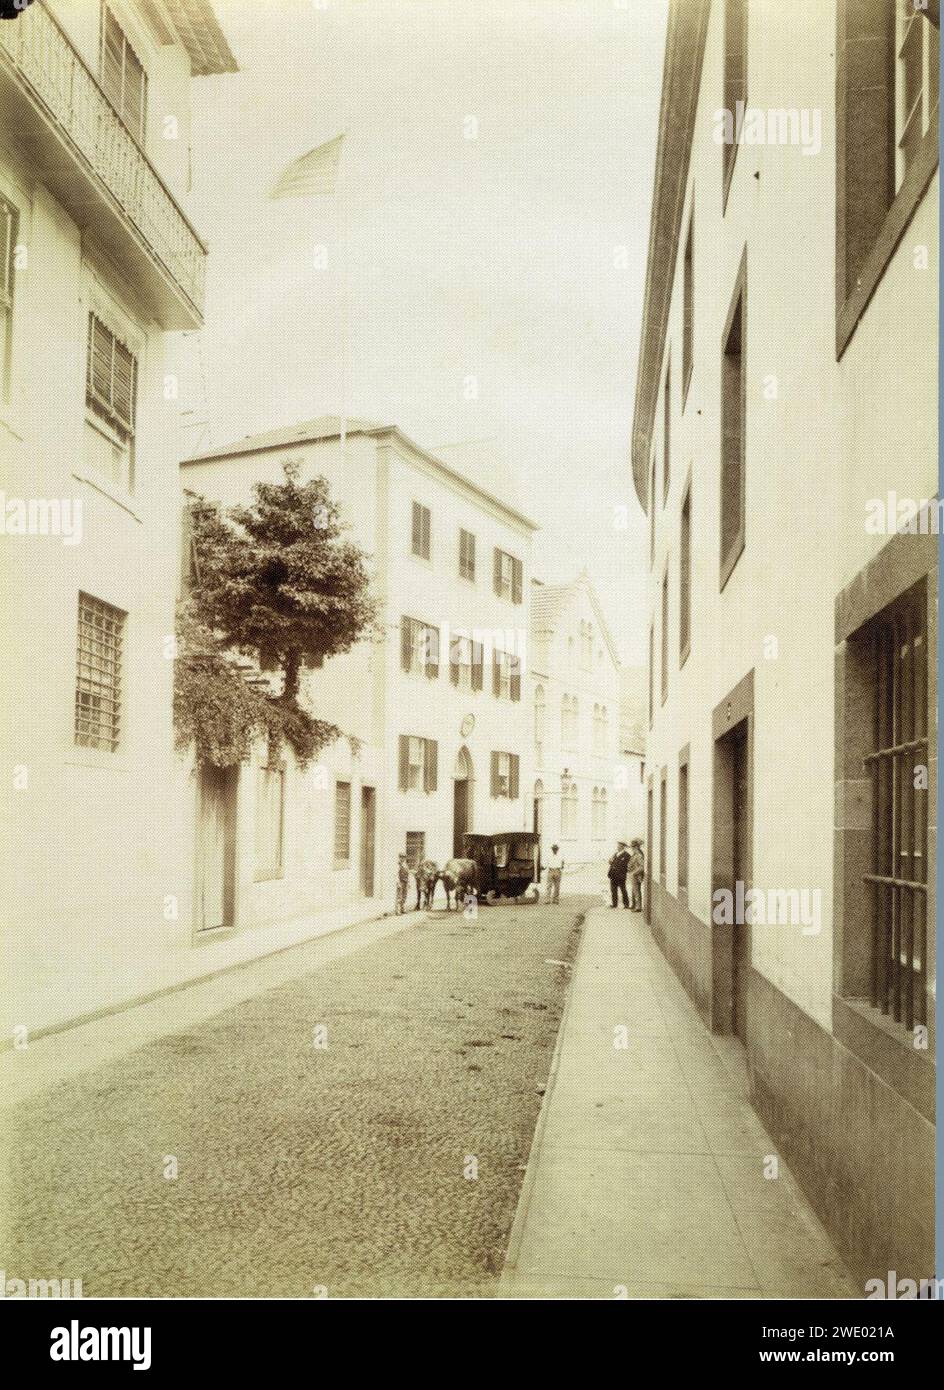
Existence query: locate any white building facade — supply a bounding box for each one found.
[636,0,937,1282]
[182,418,537,920]
[529,575,622,867]
[0,0,236,1036]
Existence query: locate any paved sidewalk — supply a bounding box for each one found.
[500,907,859,1300]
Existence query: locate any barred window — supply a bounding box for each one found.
[405,831,425,869]
[101,7,147,143]
[334,781,351,863]
[75,593,125,751]
[864,581,929,1032]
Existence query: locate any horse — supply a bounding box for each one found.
[415,860,439,910]
[439,857,478,912]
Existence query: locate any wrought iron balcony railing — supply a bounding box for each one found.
[0,1,207,327]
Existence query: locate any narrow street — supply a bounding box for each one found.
[1,895,593,1299]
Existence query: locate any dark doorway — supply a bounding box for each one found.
[360,786,376,896]
[195,762,237,932]
[714,717,752,1039]
[453,748,472,858]
[645,782,653,925]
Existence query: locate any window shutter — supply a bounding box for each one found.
[1,198,16,309]
[512,557,523,604]
[493,548,502,596]
[112,339,136,433]
[509,755,519,800]
[491,751,499,797]
[425,624,439,679]
[492,651,501,697]
[422,507,431,558]
[472,641,483,691]
[398,735,409,791]
[411,502,421,555]
[450,635,460,685]
[424,739,438,792]
[510,654,521,703]
[401,618,412,671]
[88,315,112,409]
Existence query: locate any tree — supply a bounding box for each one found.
[174,462,377,768]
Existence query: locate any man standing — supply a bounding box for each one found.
[629,839,645,912]
[608,841,631,908]
[545,843,564,903]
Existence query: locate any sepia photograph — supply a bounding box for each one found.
[0,0,938,1334]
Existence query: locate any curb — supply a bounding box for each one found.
[497,905,593,1297]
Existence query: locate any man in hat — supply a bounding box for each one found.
[607,840,631,908]
[629,839,645,912]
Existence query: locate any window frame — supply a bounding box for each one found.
[721,0,748,211]
[100,4,148,146]
[411,500,431,561]
[720,251,747,591]
[680,472,692,666]
[74,592,126,753]
[334,779,352,866]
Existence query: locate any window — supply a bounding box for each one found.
[534,684,545,765]
[399,735,437,792]
[85,314,137,492]
[659,768,667,886]
[491,751,519,799]
[494,548,523,602]
[896,1,939,190]
[255,761,285,881]
[592,786,607,841]
[459,527,476,581]
[561,694,578,749]
[1,196,17,400]
[722,0,748,202]
[649,452,656,568]
[493,646,521,701]
[75,593,125,751]
[405,831,425,869]
[451,637,486,692]
[561,781,578,839]
[401,616,439,678]
[836,2,939,353]
[682,212,694,403]
[720,257,746,588]
[334,780,351,864]
[101,7,147,143]
[661,567,669,705]
[662,362,671,504]
[863,582,929,1032]
[411,501,431,560]
[680,480,692,663]
[678,755,689,896]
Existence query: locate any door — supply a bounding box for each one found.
[196,763,237,931]
[453,777,469,858]
[730,724,750,1040]
[360,786,376,896]
[533,779,543,836]
[644,784,653,925]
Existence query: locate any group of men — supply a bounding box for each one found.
[543,839,646,910]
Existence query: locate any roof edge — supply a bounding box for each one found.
[630,0,711,509]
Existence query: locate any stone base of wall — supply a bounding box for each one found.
[648,882,935,1285]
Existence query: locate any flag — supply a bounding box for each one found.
[270,134,345,199]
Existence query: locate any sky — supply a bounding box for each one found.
[185,0,668,665]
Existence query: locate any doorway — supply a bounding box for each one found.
[453,746,473,857]
[714,716,752,1039]
[195,762,237,932]
[533,779,543,836]
[360,786,376,896]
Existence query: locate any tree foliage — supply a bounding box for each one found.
[173,462,377,769]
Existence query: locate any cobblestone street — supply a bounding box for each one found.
[1,896,592,1299]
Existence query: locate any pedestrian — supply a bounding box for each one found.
[629,838,645,912]
[395,853,410,914]
[545,843,563,904]
[607,840,631,908]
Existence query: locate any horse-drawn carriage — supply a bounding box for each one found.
[462,831,541,904]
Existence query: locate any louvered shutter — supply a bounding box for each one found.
[509,755,519,800]
[512,557,523,604]
[472,641,483,691]
[411,503,421,555]
[493,548,502,596]
[510,654,521,703]
[398,735,409,791]
[422,507,431,559]
[401,617,413,671]
[88,316,113,410]
[424,739,438,792]
[112,338,136,433]
[450,634,460,686]
[492,651,501,696]
[491,751,499,797]
[425,624,439,679]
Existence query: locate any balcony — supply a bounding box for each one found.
[0,2,206,328]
